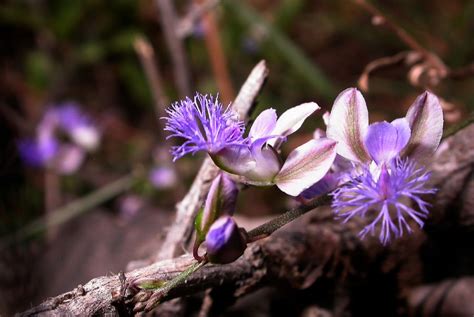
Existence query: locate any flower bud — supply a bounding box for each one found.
[205,216,247,264]
[194,173,238,260]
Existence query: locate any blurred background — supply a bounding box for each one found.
[1,0,473,314]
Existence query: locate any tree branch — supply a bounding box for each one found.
[21,123,474,316]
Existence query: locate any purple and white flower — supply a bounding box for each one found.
[326,88,443,244]
[18,102,101,174]
[165,93,337,196]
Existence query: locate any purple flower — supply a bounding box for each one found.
[149,166,177,189]
[17,102,100,174]
[164,94,246,160]
[332,159,436,244]
[326,88,443,243]
[205,216,247,264]
[54,103,100,150]
[165,93,337,196]
[17,137,59,167]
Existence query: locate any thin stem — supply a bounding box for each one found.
[223,0,336,99]
[352,0,447,75]
[155,0,192,97]
[442,113,474,140]
[133,36,169,121]
[353,0,426,54]
[143,260,207,312]
[140,190,333,311]
[248,193,332,239]
[44,170,61,240]
[197,0,234,105]
[1,171,139,248]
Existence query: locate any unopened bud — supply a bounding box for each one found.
[205,216,247,264]
[195,173,238,242]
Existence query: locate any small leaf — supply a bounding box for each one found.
[275,138,337,196]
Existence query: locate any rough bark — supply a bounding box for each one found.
[20,119,474,316]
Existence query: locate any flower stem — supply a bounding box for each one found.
[144,260,207,311]
[442,112,474,140]
[140,192,333,310]
[248,193,332,239]
[1,170,141,248]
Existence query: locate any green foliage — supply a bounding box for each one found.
[25,51,54,90]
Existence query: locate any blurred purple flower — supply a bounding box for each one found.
[17,137,59,167]
[18,102,100,174]
[165,93,337,196]
[54,103,101,150]
[119,195,145,221]
[149,166,177,189]
[326,88,443,244]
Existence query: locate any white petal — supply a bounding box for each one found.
[70,126,101,150]
[249,108,277,141]
[268,102,320,148]
[326,88,370,163]
[322,111,330,126]
[275,138,337,196]
[402,91,444,159]
[53,145,86,174]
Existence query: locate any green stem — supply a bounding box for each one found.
[140,193,333,310]
[248,193,332,239]
[1,172,139,248]
[223,0,337,99]
[442,112,474,140]
[144,260,207,311]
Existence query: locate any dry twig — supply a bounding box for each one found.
[20,123,474,316]
[154,0,192,97]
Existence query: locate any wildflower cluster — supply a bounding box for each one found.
[18,102,101,174]
[165,89,443,263]
[165,93,337,196]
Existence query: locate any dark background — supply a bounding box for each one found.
[1,0,473,315]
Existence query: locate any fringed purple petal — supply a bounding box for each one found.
[331,158,436,244]
[165,94,246,160]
